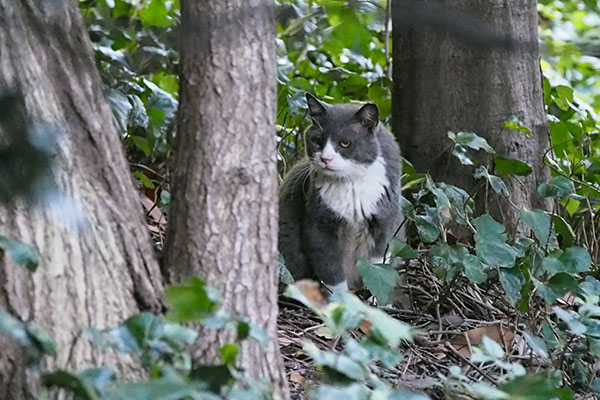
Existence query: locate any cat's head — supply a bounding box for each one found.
[304,93,380,178]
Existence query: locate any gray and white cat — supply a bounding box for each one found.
[279,93,402,291]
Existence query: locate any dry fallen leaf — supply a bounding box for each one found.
[359,319,372,335]
[450,324,515,358]
[294,279,328,308]
[290,373,305,384]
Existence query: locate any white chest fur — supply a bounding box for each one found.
[315,156,389,223]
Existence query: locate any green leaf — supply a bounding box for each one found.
[476,241,517,268]
[472,215,507,241]
[399,195,416,220]
[454,131,495,153]
[0,308,57,365]
[537,176,575,199]
[131,136,151,156]
[357,259,400,305]
[474,166,508,195]
[336,292,414,347]
[520,208,557,250]
[389,238,418,259]
[133,172,155,189]
[499,267,524,306]
[451,144,475,165]
[220,343,238,365]
[106,88,132,136]
[493,157,532,177]
[523,332,549,359]
[415,214,440,243]
[535,273,579,304]
[165,278,220,322]
[554,216,575,247]
[304,341,367,381]
[497,373,574,400]
[558,247,592,273]
[480,335,505,359]
[553,307,586,335]
[463,254,487,284]
[139,0,172,27]
[189,365,233,393]
[42,370,101,400]
[109,380,216,400]
[0,235,39,272]
[503,115,531,135]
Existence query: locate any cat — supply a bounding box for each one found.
[279,93,402,291]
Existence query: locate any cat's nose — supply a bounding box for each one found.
[321,156,333,165]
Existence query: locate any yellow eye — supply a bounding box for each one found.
[339,140,350,148]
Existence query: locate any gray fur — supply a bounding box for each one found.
[279,94,402,289]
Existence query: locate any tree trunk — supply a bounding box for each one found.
[392,0,550,232]
[163,1,289,398]
[0,1,164,397]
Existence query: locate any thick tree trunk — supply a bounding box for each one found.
[392,0,551,232]
[163,1,289,398]
[0,1,164,398]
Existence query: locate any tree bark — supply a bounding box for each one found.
[163,1,289,398]
[392,0,550,232]
[0,1,164,397]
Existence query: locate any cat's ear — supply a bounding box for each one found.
[306,93,328,117]
[355,103,379,129]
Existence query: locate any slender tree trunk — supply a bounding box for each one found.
[0,1,164,397]
[163,1,289,398]
[392,0,550,232]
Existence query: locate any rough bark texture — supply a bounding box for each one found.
[163,1,289,398]
[0,1,164,397]
[393,0,551,232]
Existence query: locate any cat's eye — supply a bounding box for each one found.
[311,136,322,145]
[339,140,351,148]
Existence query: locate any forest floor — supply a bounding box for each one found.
[141,183,584,400]
[277,256,521,400]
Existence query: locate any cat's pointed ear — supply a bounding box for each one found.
[306,93,328,117]
[355,103,379,129]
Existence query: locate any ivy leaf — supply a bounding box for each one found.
[535,273,579,304]
[415,214,440,243]
[554,216,575,247]
[558,247,592,273]
[165,278,220,322]
[42,369,114,400]
[523,332,549,359]
[520,208,557,250]
[553,307,586,335]
[499,267,524,306]
[452,144,475,165]
[493,157,532,177]
[454,131,495,153]
[0,308,57,365]
[220,343,238,365]
[497,373,574,399]
[0,235,39,272]
[389,238,418,259]
[474,166,508,195]
[338,292,414,348]
[399,195,416,220]
[106,88,132,136]
[304,342,367,381]
[537,176,575,199]
[476,241,518,268]
[463,254,487,284]
[139,0,173,27]
[472,214,507,241]
[357,259,400,304]
[133,172,155,189]
[503,115,531,135]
